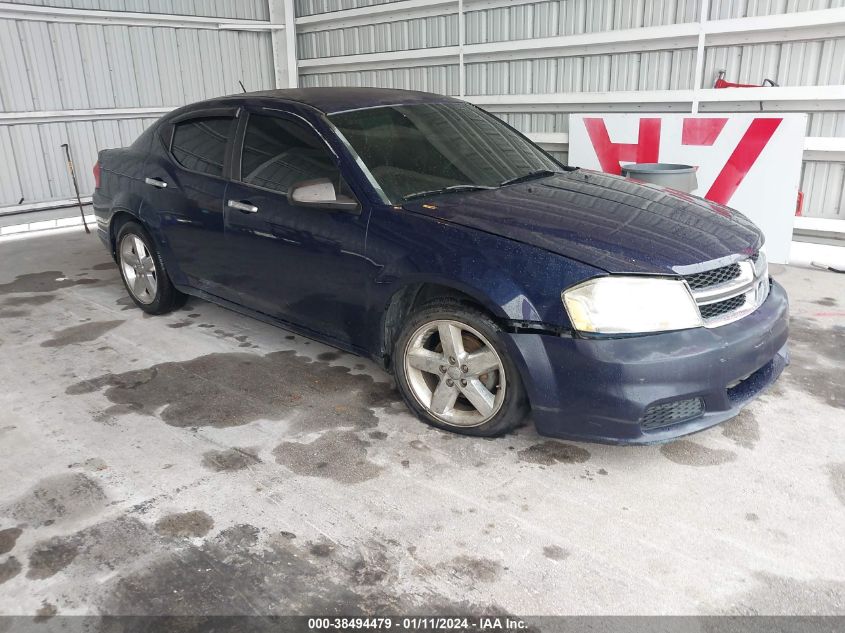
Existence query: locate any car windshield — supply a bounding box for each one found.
[329,102,562,203]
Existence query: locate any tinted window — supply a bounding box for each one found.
[171,116,233,177]
[239,114,339,194]
[330,102,560,203]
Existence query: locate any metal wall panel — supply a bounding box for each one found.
[465,0,702,44]
[4,0,270,20]
[0,118,159,206]
[0,21,274,112]
[0,6,275,208]
[703,38,845,87]
[300,65,460,95]
[709,0,844,20]
[466,49,696,95]
[298,14,458,59]
[295,0,402,18]
[801,161,845,218]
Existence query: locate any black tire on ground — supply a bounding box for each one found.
[393,298,528,437]
[115,220,186,315]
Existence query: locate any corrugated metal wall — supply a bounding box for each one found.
[2,0,844,219]
[296,0,845,219]
[0,0,275,209]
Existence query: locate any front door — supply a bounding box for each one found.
[222,109,373,347]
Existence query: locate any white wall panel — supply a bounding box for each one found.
[466,49,696,95]
[298,14,457,59]
[465,0,702,45]
[295,0,402,18]
[704,38,845,87]
[0,2,277,209]
[801,161,845,217]
[709,0,844,20]
[300,64,460,95]
[0,118,160,206]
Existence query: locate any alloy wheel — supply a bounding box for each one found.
[403,319,506,427]
[119,234,158,305]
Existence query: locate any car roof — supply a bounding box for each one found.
[219,87,461,115]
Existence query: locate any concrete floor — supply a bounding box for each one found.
[0,229,843,617]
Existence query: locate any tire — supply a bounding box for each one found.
[393,299,528,437]
[116,220,185,315]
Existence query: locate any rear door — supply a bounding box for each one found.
[222,108,373,346]
[142,108,237,296]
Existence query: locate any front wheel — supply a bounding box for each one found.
[393,300,528,437]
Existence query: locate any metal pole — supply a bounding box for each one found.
[60,143,90,234]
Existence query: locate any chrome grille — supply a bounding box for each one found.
[684,263,741,290]
[698,294,746,320]
[682,251,769,327]
[640,398,705,430]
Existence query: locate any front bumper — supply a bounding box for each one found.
[506,280,789,445]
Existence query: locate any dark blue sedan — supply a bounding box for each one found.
[92,88,788,444]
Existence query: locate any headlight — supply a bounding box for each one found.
[562,276,702,334]
[754,244,768,278]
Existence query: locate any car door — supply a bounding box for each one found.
[222,108,373,346]
[142,108,237,296]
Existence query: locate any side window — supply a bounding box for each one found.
[170,116,234,177]
[239,114,342,194]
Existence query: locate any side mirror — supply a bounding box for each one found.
[288,178,360,214]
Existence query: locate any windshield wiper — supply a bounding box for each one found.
[499,169,557,187]
[402,184,497,201]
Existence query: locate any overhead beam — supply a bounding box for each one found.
[0,2,281,31]
[0,106,173,125]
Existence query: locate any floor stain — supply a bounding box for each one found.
[41,320,123,348]
[0,308,29,318]
[0,473,108,525]
[201,448,261,472]
[0,556,21,585]
[99,523,496,617]
[437,555,501,583]
[2,294,56,307]
[0,271,99,295]
[542,545,569,561]
[784,318,845,409]
[90,262,116,271]
[720,410,760,449]
[828,463,845,507]
[309,540,335,558]
[715,571,845,615]
[27,537,81,579]
[116,296,135,311]
[660,440,737,466]
[814,297,838,307]
[168,321,193,329]
[368,431,388,440]
[67,350,397,430]
[517,441,591,465]
[0,527,22,554]
[155,511,214,538]
[317,352,341,362]
[34,601,58,621]
[273,431,382,484]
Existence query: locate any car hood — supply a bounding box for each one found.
[402,170,763,274]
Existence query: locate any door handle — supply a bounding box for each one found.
[228,199,258,214]
[144,177,168,189]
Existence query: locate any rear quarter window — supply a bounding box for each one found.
[170,116,234,177]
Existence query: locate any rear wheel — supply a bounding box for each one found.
[116,221,185,314]
[394,300,527,436]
